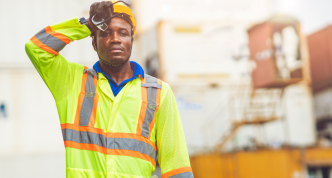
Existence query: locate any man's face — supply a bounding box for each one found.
[94,17,132,67]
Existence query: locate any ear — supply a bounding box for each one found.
[92,39,97,52]
[131,38,134,49]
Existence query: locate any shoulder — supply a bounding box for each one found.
[144,74,171,91]
[143,74,174,103]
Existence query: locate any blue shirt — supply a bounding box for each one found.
[93,61,145,97]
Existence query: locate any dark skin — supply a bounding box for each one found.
[87,17,134,85]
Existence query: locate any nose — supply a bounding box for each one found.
[109,32,121,44]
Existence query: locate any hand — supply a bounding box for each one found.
[89,1,114,21]
[88,1,115,33]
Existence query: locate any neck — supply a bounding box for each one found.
[99,60,133,85]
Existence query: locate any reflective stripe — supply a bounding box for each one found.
[162,167,193,178]
[34,28,67,53]
[148,79,162,139]
[74,67,88,125]
[89,75,99,127]
[61,123,156,150]
[79,69,98,126]
[136,77,147,135]
[140,75,162,138]
[64,141,156,167]
[141,83,162,89]
[30,36,59,55]
[44,26,71,44]
[74,69,99,126]
[62,128,156,159]
[62,127,157,166]
[169,172,194,178]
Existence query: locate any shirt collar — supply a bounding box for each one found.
[93,61,145,79]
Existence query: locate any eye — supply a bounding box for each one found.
[120,31,129,36]
[101,31,111,37]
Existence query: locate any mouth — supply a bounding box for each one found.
[109,46,124,53]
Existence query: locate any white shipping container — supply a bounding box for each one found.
[0,69,66,177]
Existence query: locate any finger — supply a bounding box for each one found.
[98,1,113,18]
[96,1,107,18]
[89,2,100,18]
[105,1,114,15]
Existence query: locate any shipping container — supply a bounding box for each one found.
[313,86,332,146]
[308,25,332,92]
[0,69,66,177]
[248,15,307,88]
[135,19,316,155]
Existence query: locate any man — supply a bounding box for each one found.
[25,1,193,178]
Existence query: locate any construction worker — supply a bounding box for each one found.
[25,1,193,178]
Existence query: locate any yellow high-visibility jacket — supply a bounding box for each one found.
[25,17,193,178]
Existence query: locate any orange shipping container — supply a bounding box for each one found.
[308,25,332,92]
[248,15,304,88]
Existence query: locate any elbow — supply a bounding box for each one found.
[25,40,32,54]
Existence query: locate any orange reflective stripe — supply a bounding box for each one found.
[74,67,88,125]
[156,79,162,105]
[64,140,107,154]
[44,26,71,44]
[162,167,193,178]
[61,123,156,150]
[88,77,99,127]
[61,123,105,135]
[112,149,156,167]
[148,79,162,139]
[30,36,59,55]
[136,77,147,135]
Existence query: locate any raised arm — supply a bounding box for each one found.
[25,17,93,102]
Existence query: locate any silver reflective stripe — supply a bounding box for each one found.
[141,75,159,138]
[34,28,67,52]
[79,69,97,126]
[169,172,194,178]
[141,83,162,89]
[62,128,157,161]
[62,128,105,146]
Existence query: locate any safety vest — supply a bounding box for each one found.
[61,67,163,177]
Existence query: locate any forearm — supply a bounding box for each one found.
[25,17,91,102]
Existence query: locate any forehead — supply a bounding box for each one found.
[106,17,131,31]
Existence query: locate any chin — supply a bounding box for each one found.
[102,58,127,67]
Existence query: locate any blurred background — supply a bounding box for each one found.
[1,0,332,177]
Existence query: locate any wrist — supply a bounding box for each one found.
[79,17,98,34]
[87,18,98,34]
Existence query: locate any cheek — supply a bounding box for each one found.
[124,40,132,54]
[97,40,107,54]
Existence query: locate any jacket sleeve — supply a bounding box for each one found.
[156,82,194,178]
[25,17,91,103]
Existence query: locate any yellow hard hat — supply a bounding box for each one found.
[109,0,136,37]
